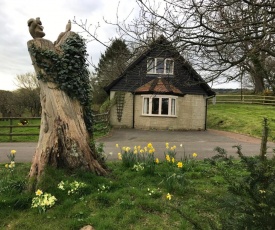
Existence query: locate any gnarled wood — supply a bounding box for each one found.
[27,32,107,185]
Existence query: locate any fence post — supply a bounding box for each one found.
[9,118,12,142]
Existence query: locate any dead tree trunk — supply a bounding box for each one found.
[27,32,107,186]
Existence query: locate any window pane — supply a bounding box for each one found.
[156,58,164,73]
[147,58,154,73]
[143,98,149,114]
[152,98,159,114]
[161,98,169,115]
[171,98,176,115]
[166,59,174,74]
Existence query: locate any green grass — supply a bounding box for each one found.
[0,119,109,142]
[207,103,275,141]
[0,159,245,230]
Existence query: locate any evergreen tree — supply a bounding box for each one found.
[93,39,131,105]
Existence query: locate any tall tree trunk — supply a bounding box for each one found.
[27,33,107,187]
[253,74,265,94]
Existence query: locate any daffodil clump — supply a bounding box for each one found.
[116,143,156,173]
[5,150,16,173]
[31,189,57,213]
[58,180,86,195]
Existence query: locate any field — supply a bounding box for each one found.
[207,103,275,141]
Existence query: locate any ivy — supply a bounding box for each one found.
[28,34,93,134]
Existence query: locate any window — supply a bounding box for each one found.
[142,95,177,116]
[147,58,174,74]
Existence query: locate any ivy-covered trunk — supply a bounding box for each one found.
[27,32,107,188]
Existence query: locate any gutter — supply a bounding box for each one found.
[132,92,135,128]
[205,95,216,130]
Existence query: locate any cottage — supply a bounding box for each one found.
[105,36,216,130]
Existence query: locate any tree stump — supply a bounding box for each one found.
[27,32,107,187]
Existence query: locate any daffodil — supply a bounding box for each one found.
[147,143,153,148]
[118,153,122,160]
[193,152,197,158]
[125,147,131,152]
[155,158,159,164]
[36,189,43,196]
[177,162,183,168]
[165,154,171,162]
[116,144,119,148]
[165,142,169,149]
[10,150,16,154]
[171,157,175,163]
[5,164,9,168]
[166,193,172,200]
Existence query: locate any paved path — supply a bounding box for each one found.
[1,129,275,163]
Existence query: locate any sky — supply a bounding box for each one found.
[0,0,240,91]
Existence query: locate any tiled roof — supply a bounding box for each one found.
[135,77,184,95]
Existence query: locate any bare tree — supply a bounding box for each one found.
[130,0,275,93]
[14,72,41,116]
[74,0,275,93]
[15,72,39,90]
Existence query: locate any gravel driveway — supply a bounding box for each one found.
[1,129,275,163]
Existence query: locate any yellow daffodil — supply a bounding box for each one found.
[122,147,126,151]
[166,193,172,200]
[118,153,122,160]
[149,149,154,154]
[140,149,144,154]
[5,164,9,168]
[36,189,43,196]
[177,162,183,168]
[125,147,131,152]
[155,158,159,164]
[165,142,169,149]
[171,157,175,163]
[116,144,119,148]
[165,154,171,162]
[193,153,197,158]
[10,150,16,154]
[134,149,138,154]
[147,143,153,148]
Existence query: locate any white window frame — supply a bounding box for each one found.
[147,58,174,75]
[142,95,177,117]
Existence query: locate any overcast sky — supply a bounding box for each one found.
[0,0,240,91]
[0,0,139,91]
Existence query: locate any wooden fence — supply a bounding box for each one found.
[0,117,40,142]
[212,95,275,106]
[0,112,110,142]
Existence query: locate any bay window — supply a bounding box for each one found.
[142,95,177,116]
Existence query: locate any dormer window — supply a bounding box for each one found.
[147,58,174,75]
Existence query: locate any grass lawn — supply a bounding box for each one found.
[207,103,275,141]
[0,158,246,230]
